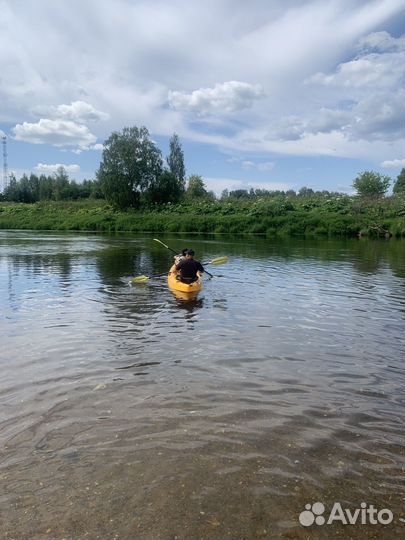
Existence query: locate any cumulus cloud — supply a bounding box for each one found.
[168,81,264,114]
[14,101,107,150]
[44,101,110,123]
[12,119,97,148]
[357,30,404,52]
[307,44,403,91]
[381,158,405,168]
[34,163,80,174]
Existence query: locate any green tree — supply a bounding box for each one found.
[229,189,250,199]
[53,167,70,200]
[147,171,184,204]
[353,171,390,198]
[18,174,34,203]
[167,133,186,189]
[393,168,405,194]
[298,187,314,197]
[97,126,163,208]
[38,174,53,200]
[89,179,104,199]
[28,174,40,201]
[3,173,18,201]
[186,175,208,199]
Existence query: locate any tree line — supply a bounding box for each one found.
[2,124,404,205]
[1,168,103,203]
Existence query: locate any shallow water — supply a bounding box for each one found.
[0,231,404,539]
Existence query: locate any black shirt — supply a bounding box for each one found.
[176,259,204,281]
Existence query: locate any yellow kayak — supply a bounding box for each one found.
[167,266,203,294]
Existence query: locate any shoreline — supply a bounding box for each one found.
[0,199,403,237]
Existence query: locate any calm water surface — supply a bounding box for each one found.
[0,231,404,540]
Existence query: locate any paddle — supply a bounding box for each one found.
[152,238,218,278]
[153,238,228,266]
[130,275,150,284]
[153,238,177,255]
[130,272,168,284]
[203,256,229,266]
[130,238,231,282]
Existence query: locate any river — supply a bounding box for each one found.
[0,231,404,540]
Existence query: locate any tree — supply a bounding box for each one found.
[97,126,163,208]
[38,174,53,200]
[186,175,208,199]
[353,171,390,198]
[220,189,229,201]
[147,171,184,204]
[53,167,70,200]
[298,187,314,197]
[3,173,18,201]
[167,133,186,189]
[229,189,250,199]
[393,168,405,194]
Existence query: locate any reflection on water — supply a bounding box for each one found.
[0,231,404,540]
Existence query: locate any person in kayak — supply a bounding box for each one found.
[175,249,205,283]
[174,247,189,266]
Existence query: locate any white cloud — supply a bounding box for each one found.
[91,143,104,151]
[44,101,110,123]
[381,158,405,168]
[12,119,97,148]
[11,101,106,151]
[168,81,264,114]
[348,91,404,140]
[34,163,81,174]
[266,89,404,143]
[357,30,404,52]
[308,53,403,89]
[0,0,403,170]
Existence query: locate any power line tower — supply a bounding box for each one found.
[2,135,8,192]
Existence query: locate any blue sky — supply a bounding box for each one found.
[0,0,404,195]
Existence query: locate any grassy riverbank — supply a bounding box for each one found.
[0,196,404,237]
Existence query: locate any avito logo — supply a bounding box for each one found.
[299,502,393,527]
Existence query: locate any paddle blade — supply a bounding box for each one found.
[209,256,229,265]
[131,275,149,284]
[153,238,169,249]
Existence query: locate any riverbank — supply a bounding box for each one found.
[0,197,403,236]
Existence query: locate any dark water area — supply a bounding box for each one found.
[0,231,404,540]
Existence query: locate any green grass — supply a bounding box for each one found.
[0,196,403,237]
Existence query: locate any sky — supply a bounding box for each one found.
[0,0,404,195]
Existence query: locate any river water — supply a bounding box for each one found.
[0,231,404,540]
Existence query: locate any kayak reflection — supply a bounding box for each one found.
[170,290,204,314]
[169,288,200,302]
